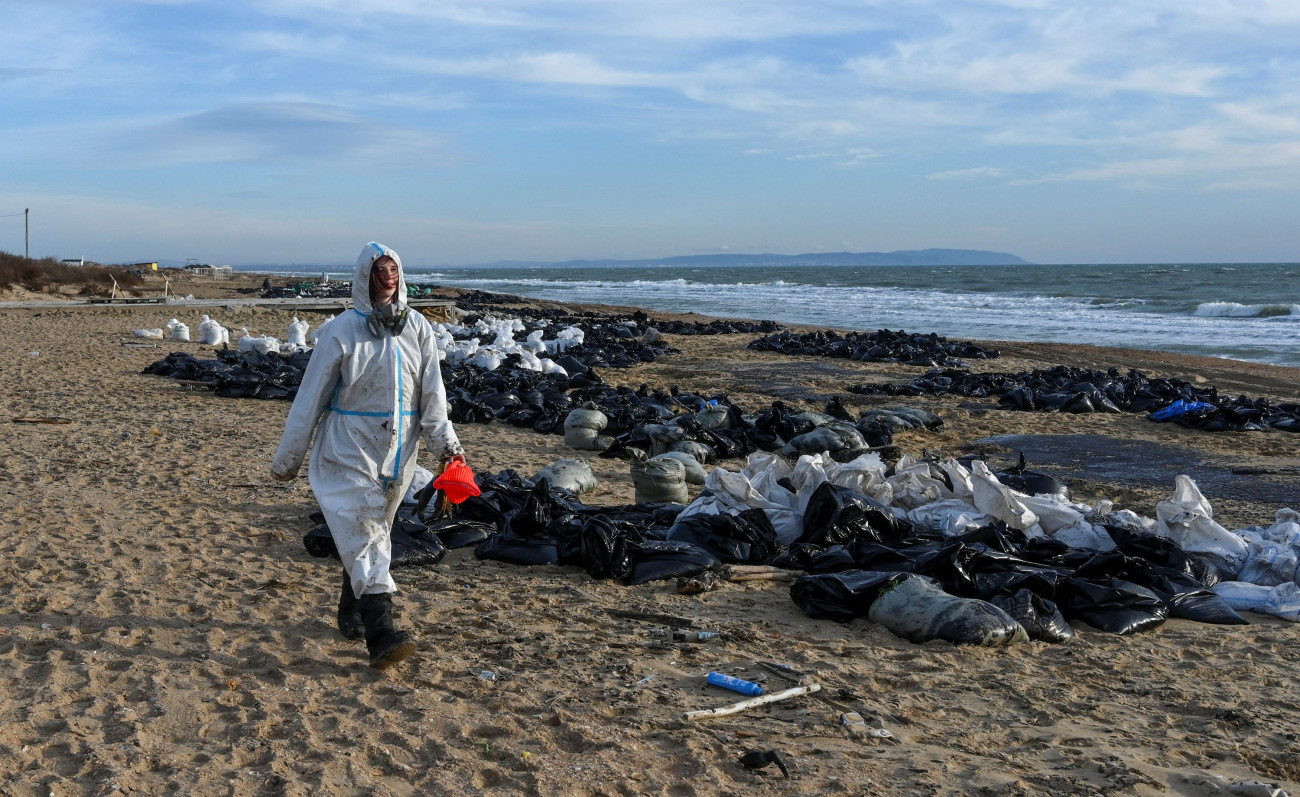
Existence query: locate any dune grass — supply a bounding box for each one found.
[0,251,144,296]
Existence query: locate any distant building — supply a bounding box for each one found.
[60,257,85,267]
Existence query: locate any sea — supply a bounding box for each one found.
[253,262,1300,368]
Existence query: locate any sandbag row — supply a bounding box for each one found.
[848,365,1300,433]
[747,328,1000,367]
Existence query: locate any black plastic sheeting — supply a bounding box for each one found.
[747,328,1000,367]
[848,365,1300,433]
[786,515,1245,636]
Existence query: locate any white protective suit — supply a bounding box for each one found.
[272,242,463,597]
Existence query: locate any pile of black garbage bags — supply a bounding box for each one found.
[848,365,1300,432]
[302,466,1246,643]
[747,328,1000,367]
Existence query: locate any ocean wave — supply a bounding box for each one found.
[1192,302,1300,318]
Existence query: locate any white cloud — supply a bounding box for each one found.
[929,167,1009,180]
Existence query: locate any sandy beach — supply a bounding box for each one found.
[1,271,1298,796]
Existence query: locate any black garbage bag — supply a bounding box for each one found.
[790,570,909,622]
[1059,578,1168,634]
[989,588,1074,643]
[302,520,447,568]
[665,508,783,565]
[428,518,497,549]
[390,517,448,567]
[1104,526,1222,587]
[580,516,626,579]
[303,524,336,558]
[474,529,561,566]
[1142,568,1247,625]
[867,575,1028,646]
[800,482,911,547]
[611,539,720,586]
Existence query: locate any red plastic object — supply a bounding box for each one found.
[433,459,481,504]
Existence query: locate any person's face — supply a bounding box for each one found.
[370,256,399,306]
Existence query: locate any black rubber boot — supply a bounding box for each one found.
[336,570,365,641]
[358,593,416,670]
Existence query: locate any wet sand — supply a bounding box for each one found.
[1,271,1297,796]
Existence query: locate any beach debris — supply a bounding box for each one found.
[608,609,699,628]
[738,749,790,778]
[683,683,822,722]
[133,327,164,339]
[676,570,718,595]
[12,417,73,425]
[706,671,764,697]
[670,630,718,643]
[1227,780,1291,797]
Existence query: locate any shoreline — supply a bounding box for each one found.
[2,274,1299,795]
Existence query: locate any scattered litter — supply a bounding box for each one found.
[682,683,822,722]
[469,668,497,681]
[840,711,867,730]
[706,671,763,697]
[635,674,655,685]
[739,749,790,778]
[671,630,719,643]
[12,417,73,425]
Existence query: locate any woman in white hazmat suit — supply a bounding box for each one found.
[271,242,464,670]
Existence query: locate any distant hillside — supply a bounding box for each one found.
[462,248,1032,268]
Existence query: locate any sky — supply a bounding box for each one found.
[2,1,1300,267]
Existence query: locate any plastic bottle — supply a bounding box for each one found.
[706,671,763,697]
[672,630,719,643]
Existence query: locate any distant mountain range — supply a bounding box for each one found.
[457,248,1032,268]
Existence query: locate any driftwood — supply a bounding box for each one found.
[681,683,822,721]
[724,565,803,583]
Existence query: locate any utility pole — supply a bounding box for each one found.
[25,208,29,259]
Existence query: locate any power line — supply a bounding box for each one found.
[0,211,27,218]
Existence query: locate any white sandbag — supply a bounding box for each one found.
[1259,509,1300,548]
[540,358,567,376]
[286,316,309,347]
[1236,535,1299,587]
[309,314,334,345]
[468,349,504,371]
[677,461,802,545]
[1211,581,1300,621]
[827,452,892,506]
[631,455,689,505]
[563,407,608,451]
[969,460,1041,534]
[1019,493,1115,550]
[167,319,190,342]
[535,459,598,496]
[236,329,281,355]
[940,459,975,502]
[639,423,688,456]
[1155,475,1249,577]
[743,452,799,512]
[867,575,1029,646]
[907,499,991,537]
[197,315,227,345]
[522,329,547,354]
[134,328,164,339]
[403,465,436,503]
[696,401,731,430]
[888,455,956,511]
[670,440,716,464]
[654,452,706,485]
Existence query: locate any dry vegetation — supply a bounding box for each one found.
[0,250,143,296]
